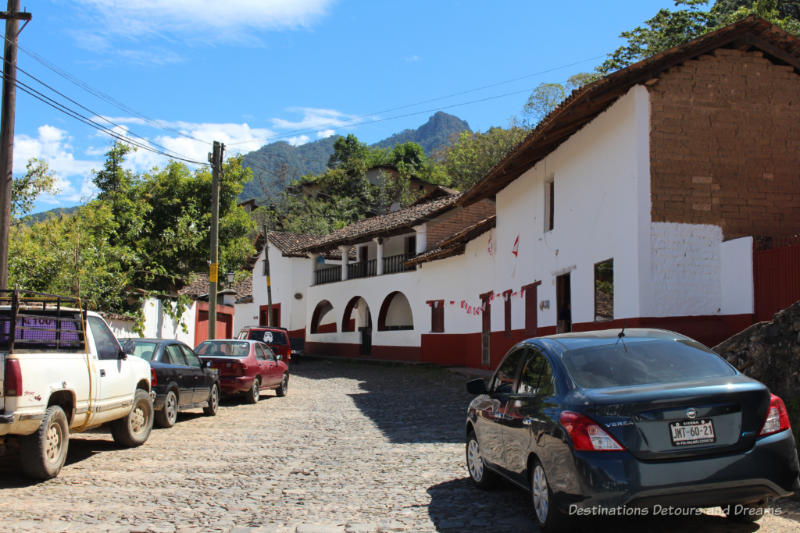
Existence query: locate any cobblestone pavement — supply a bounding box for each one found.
[2,358,799,532]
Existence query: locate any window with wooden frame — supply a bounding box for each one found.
[428,300,444,332]
[544,178,554,232]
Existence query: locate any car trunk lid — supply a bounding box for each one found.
[201,357,246,377]
[580,375,770,460]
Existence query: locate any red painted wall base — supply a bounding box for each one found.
[305,314,755,370]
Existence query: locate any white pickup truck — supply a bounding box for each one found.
[0,290,154,479]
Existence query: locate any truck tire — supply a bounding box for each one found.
[111,389,154,447]
[20,405,70,480]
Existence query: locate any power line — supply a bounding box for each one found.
[227,54,603,147]
[5,70,207,165]
[15,41,211,145]
[16,64,203,163]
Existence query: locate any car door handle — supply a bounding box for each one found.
[100,369,106,377]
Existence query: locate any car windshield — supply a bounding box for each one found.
[196,341,250,357]
[124,340,159,361]
[247,329,287,345]
[561,339,736,389]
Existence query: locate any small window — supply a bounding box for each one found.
[165,344,187,365]
[263,344,277,361]
[429,300,444,332]
[181,345,201,367]
[594,259,614,322]
[491,349,525,394]
[518,350,555,396]
[255,344,267,361]
[87,316,122,360]
[544,178,554,232]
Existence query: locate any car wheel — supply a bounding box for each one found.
[723,502,767,523]
[245,377,260,404]
[466,431,496,489]
[20,405,70,480]
[111,389,154,447]
[155,389,178,428]
[531,459,570,531]
[276,373,289,397]
[203,383,219,416]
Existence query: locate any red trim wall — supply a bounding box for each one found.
[288,328,305,341]
[194,301,235,345]
[304,313,754,370]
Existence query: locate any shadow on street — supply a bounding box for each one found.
[293,358,473,444]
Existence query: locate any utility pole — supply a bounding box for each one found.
[208,141,223,339]
[0,1,31,290]
[262,224,273,326]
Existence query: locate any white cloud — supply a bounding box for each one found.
[404,55,421,63]
[271,107,362,131]
[287,135,310,146]
[317,129,335,138]
[73,0,334,45]
[14,125,101,204]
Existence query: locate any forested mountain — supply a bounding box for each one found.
[372,112,471,154]
[239,112,470,203]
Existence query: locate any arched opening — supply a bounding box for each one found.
[310,300,336,334]
[342,296,372,332]
[378,291,414,331]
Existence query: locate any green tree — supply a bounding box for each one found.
[598,0,800,75]
[12,158,59,219]
[438,127,529,191]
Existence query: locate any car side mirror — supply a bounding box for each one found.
[118,349,128,360]
[466,379,487,395]
[276,354,283,361]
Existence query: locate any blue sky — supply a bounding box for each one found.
[15,0,675,212]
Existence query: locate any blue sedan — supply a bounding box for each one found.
[465,329,800,531]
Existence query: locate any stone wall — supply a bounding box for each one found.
[714,300,800,446]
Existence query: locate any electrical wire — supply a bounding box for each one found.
[4,70,208,165]
[16,42,212,145]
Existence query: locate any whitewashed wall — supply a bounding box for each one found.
[493,86,651,329]
[233,301,258,335]
[250,243,312,332]
[720,236,753,315]
[140,297,196,345]
[108,319,137,339]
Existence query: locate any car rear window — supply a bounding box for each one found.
[196,341,251,357]
[561,339,736,389]
[248,329,287,345]
[125,340,159,361]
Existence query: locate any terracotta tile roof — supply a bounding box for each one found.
[297,194,462,253]
[178,273,244,299]
[405,215,496,267]
[266,231,320,257]
[460,16,800,205]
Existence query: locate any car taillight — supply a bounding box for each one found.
[760,394,791,436]
[150,367,158,387]
[560,411,625,451]
[234,361,247,376]
[4,358,22,397]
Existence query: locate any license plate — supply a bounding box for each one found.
[669,419,715,446]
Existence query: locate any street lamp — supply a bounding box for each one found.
[226,270,235,286]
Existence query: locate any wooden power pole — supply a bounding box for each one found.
[207,141,223,339]
[0,1,31,289]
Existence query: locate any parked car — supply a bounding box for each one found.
[120,338,220,428]
[1,290,153,480]
[237,326,292,362]
[196,339,289,403]
[465,328,800,531]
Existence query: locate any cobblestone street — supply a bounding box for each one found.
[2,358,799,532]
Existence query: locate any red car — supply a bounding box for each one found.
[237,326,292,362]
[195,339,289,403]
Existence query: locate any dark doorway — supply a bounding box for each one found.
[359,312,373,355]
[556,273,572,333]
[358,246,368,278]
[480,292,491,367]
[259,304,281,327]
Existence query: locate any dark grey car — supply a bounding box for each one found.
[465,329,800,531]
